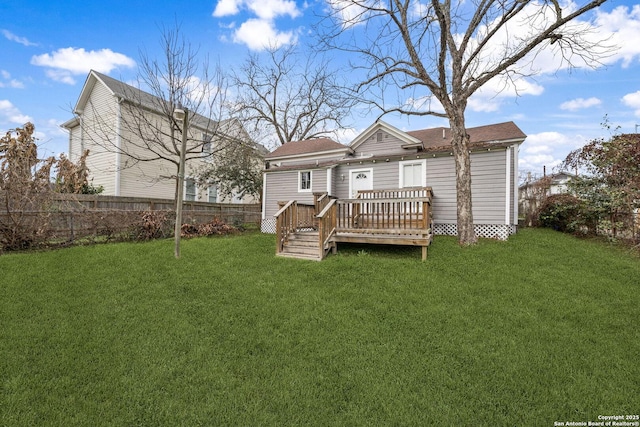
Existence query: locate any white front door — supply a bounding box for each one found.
[349,169,373,198]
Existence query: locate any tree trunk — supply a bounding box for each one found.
[449,116,478,246]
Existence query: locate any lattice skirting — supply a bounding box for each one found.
[261,218,516,240]
[433,223,517,240]
[261,218,277,234]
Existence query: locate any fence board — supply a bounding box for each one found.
[1,194,261,245]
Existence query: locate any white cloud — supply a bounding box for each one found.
[404,95,446,115]
[214,0,300,19]
[595,5,640,68]
[518,131,588,173]
[468,76,544,113]
[213,0,302,50]
[248,0,300,20]
[0,100,33,125]
[213,0,242,17]
[622,90,640,117]
[326,0,370,28]
[0,70,25,88]
[1,29,37,46]
[559,97,601,111]
[31,47,135,85]
[233,19,297,50]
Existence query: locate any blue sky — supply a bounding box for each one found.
[1,0,640,179]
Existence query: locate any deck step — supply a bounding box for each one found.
[278,232,322,260]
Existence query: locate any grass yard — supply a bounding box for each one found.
[1,228,638,426]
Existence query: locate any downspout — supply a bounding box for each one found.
[261,172,267,223]
[114,97,123,196]
[505,147,511,225]
[326,168,332,196]
[513,144,519,226]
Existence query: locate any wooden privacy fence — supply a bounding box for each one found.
[0,194,261,244]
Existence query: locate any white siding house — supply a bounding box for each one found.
[62,70,258,203]
[262,120,526,239]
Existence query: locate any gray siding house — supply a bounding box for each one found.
[262,120,526,239]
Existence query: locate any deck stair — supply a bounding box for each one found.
[277,231,322,261]
[274,188,433,261]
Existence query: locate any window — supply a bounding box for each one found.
[185,178,197,201]
[399,160,425,188]
[202,134,213,159]
[207,184,217,203]
[299,171,312,192]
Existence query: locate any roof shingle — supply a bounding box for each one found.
[266,137,347,159]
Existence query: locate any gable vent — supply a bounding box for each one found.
[376,131,383,142]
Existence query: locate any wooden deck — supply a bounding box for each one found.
[275,188,433,261]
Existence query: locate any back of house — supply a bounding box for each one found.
[262,120,526,239]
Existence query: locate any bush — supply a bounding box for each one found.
[181,217,238,238]
[133,210,171,241]
[536,194,584,233]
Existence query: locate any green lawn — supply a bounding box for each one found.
[1,229,638,426]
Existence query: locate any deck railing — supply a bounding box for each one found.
[336,196,432,235]
[357,187,433,200]
[316,198,337,259]
[274,200,318,254]
[274,200,296,253]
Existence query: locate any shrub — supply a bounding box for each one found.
[181,217,238,238]
[536,194,584,233]
[133,210,170,241]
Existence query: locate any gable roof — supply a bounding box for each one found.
[266,137,349,160]
[349,120,422,150]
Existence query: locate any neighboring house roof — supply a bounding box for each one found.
[67,70,217,133]
[519,172,577,190]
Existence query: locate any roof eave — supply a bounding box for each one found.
[265,147,350,161]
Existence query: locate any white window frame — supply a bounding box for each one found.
[298,170,312,193]
[207,183,218,203]
[184,177,197,201]
[399,159,426,188]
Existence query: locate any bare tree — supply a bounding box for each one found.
[72,25,252,258]
[321,0,612,245]
[77,25,248,200]
[231,45,358,147]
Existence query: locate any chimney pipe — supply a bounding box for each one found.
[442,129,445,139]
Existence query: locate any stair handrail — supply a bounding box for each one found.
[316,198,337,259]
[274,200,296,254]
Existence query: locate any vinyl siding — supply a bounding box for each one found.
[266,148,512,225]
[117,115,178,199]
[68,124,82,159]
[469,150,507,224]
[79,81,118,195]
[426,156,457,223]
[352,132,418,157]
[263,168,328,216]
